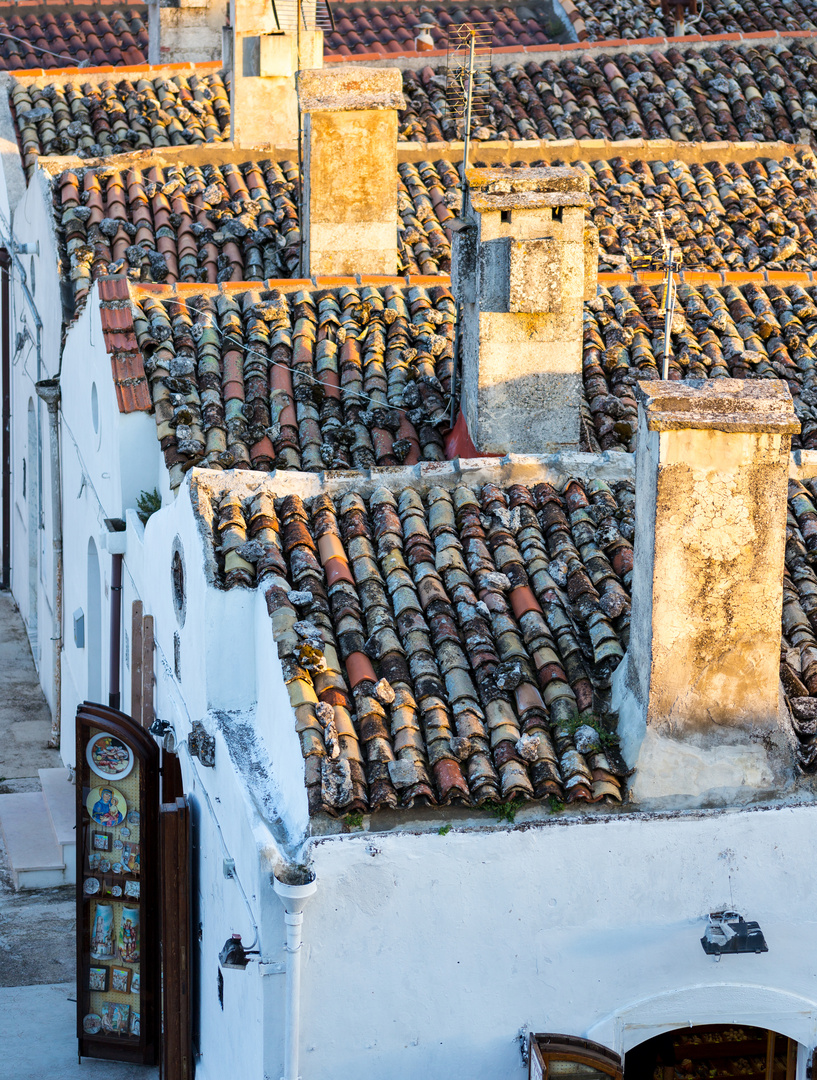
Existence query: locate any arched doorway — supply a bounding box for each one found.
[86,537,102,701]
[625,1025,798,1080]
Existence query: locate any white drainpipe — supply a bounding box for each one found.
[273,871,317,1080]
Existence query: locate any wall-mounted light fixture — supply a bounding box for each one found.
[218,933,258,971]
[701,911,768,958]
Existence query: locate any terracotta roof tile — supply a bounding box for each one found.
[781,478,817,769]
[324,2,558,57]
[99,290,149,411]
[54,158,455,318]
[580,279,817,453]
[130,283,456,487]
[0,4,147,72]
[399,41,817,143]
[12,68,230,177]
[205,474,629,814]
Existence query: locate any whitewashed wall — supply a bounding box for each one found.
[292,804,817,1080]
[8,169,62,701]
[58,286,158,756]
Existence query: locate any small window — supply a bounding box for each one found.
[91,382,99,435]
[22,458,26,499]
[217,968,224,1010]
[171,539,186,627]
[30,256,35,295]
[174,631,182,681]
[529,1035,623,1080]
[552,206,563,223]
[501,209,513,224]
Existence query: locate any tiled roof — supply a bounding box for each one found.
[575,0,817,41]
[11,69,230,177]
[207,475,629,814]
[399,42,817,143]
[54,159,457,316]
[580,152,817,274]
[581,280,817,454]
[130,283,457,486]
[98,274,150,412]
[323,2,559,57]
[783,476,817,770]
[0,5,147,71]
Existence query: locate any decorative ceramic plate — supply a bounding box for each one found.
[83,877,100,895]
[119,828,130,839]
[112,862,123,875]
[124,881,140,899]
[86,733,134,780]
[113,839,123,850]
[127,811,140,826]
[86,786,127,827]
[111,886,122,897]
[100,860,111,873]
[83,1014,102,1035]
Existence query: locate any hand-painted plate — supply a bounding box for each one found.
[100,860,111,873]
[113,839,123,850]
[83,1014,102,1035]
[83,877,100,895]
[86,733,134,780]
[127,811,140,827]
[119,828,130,839]
[111,885,122,897]
[86,786,127,827]
[112,862,123,875]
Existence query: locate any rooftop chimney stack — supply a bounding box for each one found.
[614,379,799,805]
[230,0,323,149]
[148,0,225,65]
[298,68,405,277]
[452,166,598,456]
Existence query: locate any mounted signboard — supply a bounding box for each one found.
[76,701,159,1066]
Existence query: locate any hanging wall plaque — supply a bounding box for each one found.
[76,702,159,1066]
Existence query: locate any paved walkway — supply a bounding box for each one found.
[0,592,158,1077]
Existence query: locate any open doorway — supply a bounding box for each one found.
[625,1025,798,1080]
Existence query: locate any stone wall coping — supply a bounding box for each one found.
[635,379,800,434]
[297,66,405,112]
[470,190,591,212]
[465,165,589,195]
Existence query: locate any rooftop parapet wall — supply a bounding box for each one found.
[615,378,800,806]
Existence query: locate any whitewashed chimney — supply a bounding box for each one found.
[148,0,226,65]
[230,0,323,149]
[452,166,598,455]
[297,68,405,277]
[614,379,800,805]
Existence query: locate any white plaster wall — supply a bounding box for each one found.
[59,288,163,758]
[282,804,817,1080]
[7,170,63,706]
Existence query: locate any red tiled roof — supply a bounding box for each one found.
[0,4,147,71]
[206,474,629,814]
[98,277,150,412]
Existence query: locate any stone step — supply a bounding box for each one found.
[39,768,76,885]
[0,791,66,889]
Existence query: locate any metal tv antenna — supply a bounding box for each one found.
[445,23,492,191]
[655,212,681,380]
[269,0,335,34]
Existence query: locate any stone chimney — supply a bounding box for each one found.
[230,0,323,149]
[298,68,405,277]
[613,379,800,805]
[452,166,598,456]
[148,0,226,65]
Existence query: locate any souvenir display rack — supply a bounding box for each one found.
[668,1026,795,1080]
[76,701,159,1065]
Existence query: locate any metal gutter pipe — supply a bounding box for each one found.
[273,871,317,1080]
[1,249,10,589]
[34,378,62,748]
[109,551,123,711]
